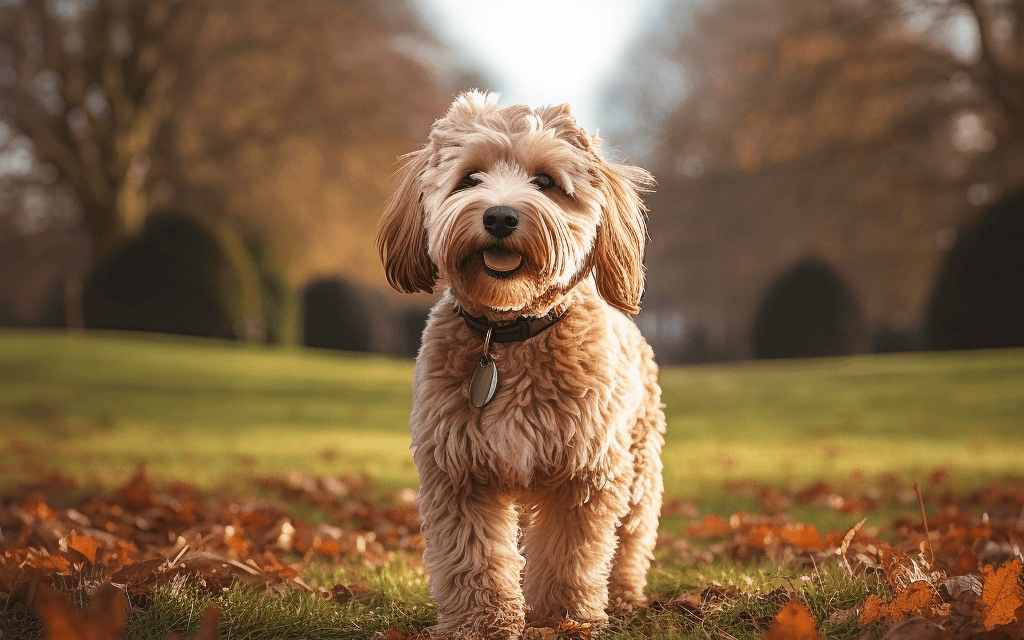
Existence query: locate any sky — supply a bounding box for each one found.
[415,0,666,134]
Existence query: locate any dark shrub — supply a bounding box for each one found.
[751,259,863,359]
[927,190,1024,350]
[83,215,235,338]
[302,279,373,352]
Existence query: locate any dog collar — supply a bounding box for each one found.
[455,307,566,344]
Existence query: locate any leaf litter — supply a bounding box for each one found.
[3,468,1024,639]
[1,466,423,638]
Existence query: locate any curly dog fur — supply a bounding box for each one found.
[377,91,666,639]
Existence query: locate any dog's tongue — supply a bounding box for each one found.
[482,248,523,273]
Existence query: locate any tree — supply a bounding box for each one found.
[0,0,204,259]
[169,0,467,285]
[957,0,1024,141]
[603,0,1024,361]
[1,0,474,334]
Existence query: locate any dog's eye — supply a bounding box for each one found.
[456,172,481,191]
[532,173,556,191]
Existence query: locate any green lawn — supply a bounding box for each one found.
[3,329,1022,504]
[2,329,1024,639]
[657,349,1024,516]
[0,330,419,491]
[2,329,1024,503]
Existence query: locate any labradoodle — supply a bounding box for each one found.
[376,90,666,639]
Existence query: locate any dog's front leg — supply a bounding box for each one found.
[415,448,525,639]
[521,480,630,626]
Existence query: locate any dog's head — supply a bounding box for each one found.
[376,90,654,319]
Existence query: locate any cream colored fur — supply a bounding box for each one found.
[377,91,666,639]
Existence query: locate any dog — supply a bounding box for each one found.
[376,90,666,639]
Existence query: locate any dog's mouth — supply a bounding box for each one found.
[464,247,525,279]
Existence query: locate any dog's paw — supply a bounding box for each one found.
[607,591,650,613]
[523,626,558,640]
[525,617,602,639]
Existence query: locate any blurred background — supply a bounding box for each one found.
[1,0,1021,364]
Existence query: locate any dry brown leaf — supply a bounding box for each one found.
[9,472,1024,639]
[556,618,597,639]
[877,616,953,640]
[766,598,821,640]
[981,558,1024,631]
[323,582,374,603]
[746,523,777,549]
[879,546,914,590]
[24,551,73,574]
[66,532,100,564]
[113,466,157,509]
[825,607,857,625]
[858,580,937,627]
[686,514,732,537]
[859,594,887,627]
[34,583,127,640]
[163,605,221,640]
[778,523,826,549]
[670,592,703,612]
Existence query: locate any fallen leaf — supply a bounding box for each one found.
[879,546,914,590]
[164,605,221,640]
[659,592,702,613]
[34,583,127,640]
[981,558,1024,631]
[859,594,886,626]
[686,514,732,537]
[114,465,157,509]
[778,523,826,549]
[523,628,557,640]
[825,607,857,625]
[324,582,374,603]
[942,574,982,599]
[66,532,100,564]
[747,523,777,549]
[877,616,952,640]
[25,551,72,574]
[766,598,821,640]
[858,581,937,626]
[109,557,167,587]
[556,618,597,639]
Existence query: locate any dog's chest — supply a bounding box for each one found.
[475,346,593,485]
[412,319,623,490]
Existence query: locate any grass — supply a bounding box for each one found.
[113,556,878,640]
[3,329,1022,509]
[657,350,1024,518]
[0,330,419,491]
[2,329,1023,638]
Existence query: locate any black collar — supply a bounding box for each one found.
[456,306,566,344]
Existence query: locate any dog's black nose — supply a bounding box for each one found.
[482,206,519,239]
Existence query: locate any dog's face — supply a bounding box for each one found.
[377,91,654,319]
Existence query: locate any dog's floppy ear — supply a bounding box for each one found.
[376,148,437,293]
[592,162,655,316]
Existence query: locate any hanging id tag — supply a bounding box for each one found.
[470,356,498,408]
[470,326,498,408]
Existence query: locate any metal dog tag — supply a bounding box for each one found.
[470,326,497,408]
[470,355,498,408]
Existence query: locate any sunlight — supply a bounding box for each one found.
[418,0,664,132]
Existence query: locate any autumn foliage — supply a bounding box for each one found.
[669,477,1024,639]
[4,469,1024,638]
[1,468,424,638]
[766,598,821,640]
